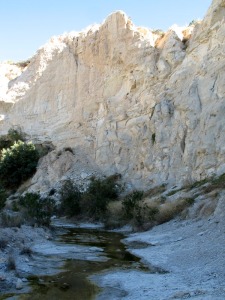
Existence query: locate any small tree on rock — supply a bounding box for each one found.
[0,141,39,189]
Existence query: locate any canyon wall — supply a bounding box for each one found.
[0,0,225,191]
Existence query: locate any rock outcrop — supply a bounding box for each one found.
[0,0,225,191]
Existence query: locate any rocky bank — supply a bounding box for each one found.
[0,225,53,294]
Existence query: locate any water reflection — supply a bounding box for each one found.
[5,227,152,300]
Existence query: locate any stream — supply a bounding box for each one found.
[2,224,160,300]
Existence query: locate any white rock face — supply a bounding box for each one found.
[0,0,225,190]
[0,63,22,99]
[0,62,22,122]
[29,149,102,193]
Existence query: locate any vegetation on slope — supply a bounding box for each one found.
[0,141,39,189]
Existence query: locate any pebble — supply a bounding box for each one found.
[16,278,23,290]
[0,275,6,281]
[171,291,191,298]
[60,282,70,290]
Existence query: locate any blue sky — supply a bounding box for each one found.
[0,0,212,62]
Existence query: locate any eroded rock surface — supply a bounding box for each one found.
[0,0,224,190]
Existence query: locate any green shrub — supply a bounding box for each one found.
[0,186,7,210]
[152,29,164,36]
[202,173,225,193]
[189,19,199,26]
[188,178,208,190]
[82,175,121,220]
[122,190,144,219]
[187,173,225,193]
[7,128,24,142]
[59,180,82,217]
[12,201,19,212]
[87,175,121,200]
[132,204,142,227]
[151,133,156,145]
[0,128,24,154]
[57,175,121,220]
[147,206,160,221]
[0,141,40,189]
[19,192,55,226]
[184,197,195,205]
[0,137,11,153]
[131,203,160,230]
[166,188,183,196]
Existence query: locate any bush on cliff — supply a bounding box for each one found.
[0,128,25,154]
[0,141,40,189]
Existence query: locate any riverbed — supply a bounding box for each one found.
[0,223,158,300]
[2,214,225,300]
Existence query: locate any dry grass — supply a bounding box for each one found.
[104,200,125,229]
[108,200,123,212]
[15,59,31,68]
[187,173,225,192]
[144,185,166,198]
[104,183,196,231]
[188,178,209,190]
[198,201,217,217]
[101,174,225,230]
[166,188,183,197]
[155,200,187,224]
[0,212,24,228]
[106,173,225,231]
[127,197,195,231]
[193,198,218,218]
[202,173,225,194]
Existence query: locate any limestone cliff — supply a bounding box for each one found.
[0,0,225,191]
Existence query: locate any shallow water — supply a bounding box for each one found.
[2,227,155,300]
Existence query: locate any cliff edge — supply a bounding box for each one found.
[0,0,224,191]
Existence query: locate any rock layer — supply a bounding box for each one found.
[0,0,225,190]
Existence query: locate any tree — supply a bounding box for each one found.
[0,141,39,189]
